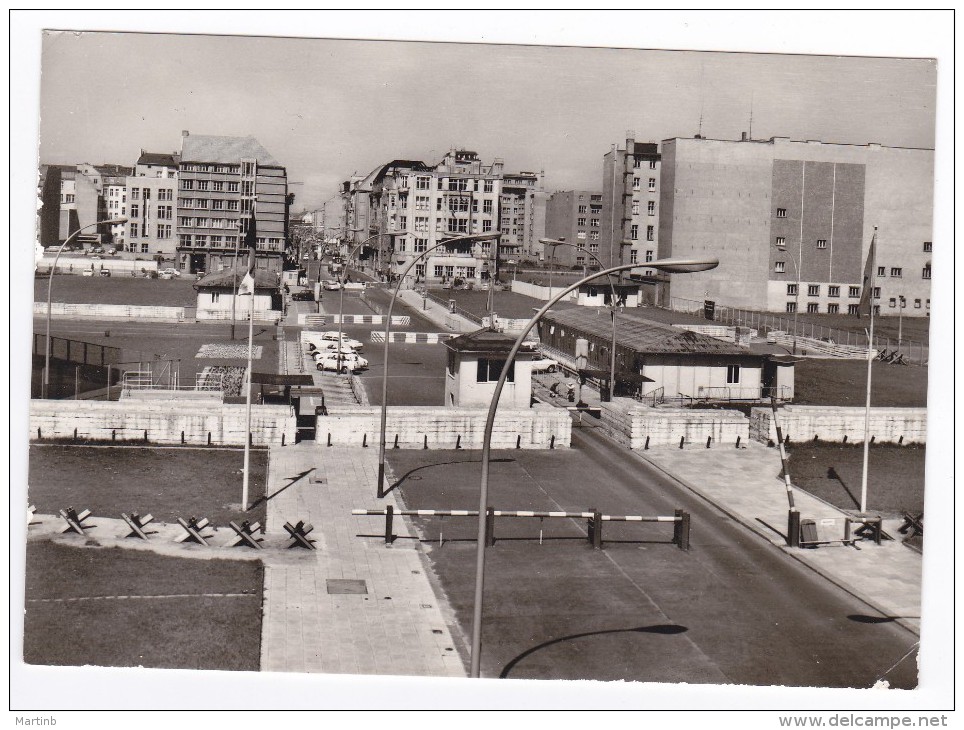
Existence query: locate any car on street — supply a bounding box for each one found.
[89,254,103,260]
[159,267,181,278]
[305,331,364,352]
[82,268,95,277]
[291,289,315,301]
[530,358,559,373]
[322,280,342,291]
[315,351,368,373]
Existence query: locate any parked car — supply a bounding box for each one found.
[159,267,181,278]
[99,269,111,277]
[305,331,364,352]
[82,268,95,277]
[322,279,342,291]
[291,289,315,301]
[316,351,368,373]
[105,248,116,256]
[89,254,103,260]
[530,358,559,373]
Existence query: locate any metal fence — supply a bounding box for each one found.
[666,297,928,366]
[424,291,485,325]
[33,333,123,366]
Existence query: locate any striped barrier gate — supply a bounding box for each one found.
[352,506,690,550]
[332,315,410,326]
[370,332,455,344]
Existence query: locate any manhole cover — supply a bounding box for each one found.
[326,579,368,595]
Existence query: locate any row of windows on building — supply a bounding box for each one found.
[577,204,603,214]
[631,178,657,192]
[630,224,656,241]
[177,234,282,250]
[129,223,172,239]
[403,176,497,193]
[395,197,497,213]
[786,299,928,314]
[130,188,174,201]
[633,157,659,170]
[180,179,244,193]
[775,260,932,279]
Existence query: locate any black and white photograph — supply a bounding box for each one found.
[10,9,954,721]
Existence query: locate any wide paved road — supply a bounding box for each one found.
[385,421,919,686]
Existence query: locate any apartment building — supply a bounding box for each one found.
[500,171,548,262]
[543,190,604,267]
[125,152,179,255]
[657,134,934,316]
[600,135,661,279]
[57,163,133,246]
[367,149,504,285]
[175,132,290,274]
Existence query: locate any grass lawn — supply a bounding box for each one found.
[721,309,931,346]
[36,274,199,307]
[793,359,929,407]
[786,442,926,518]
[23,541,262,671]
[28,445,269,525]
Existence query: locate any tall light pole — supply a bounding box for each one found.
[43,216,128,398]
[376,232,502,497]
[540,238,619,401]
[775,243,801,355]
[468,256,719,678]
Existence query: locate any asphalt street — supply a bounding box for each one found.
[384,422,920,686]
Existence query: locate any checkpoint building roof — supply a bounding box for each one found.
[194,266,279,292]
[541,307,748,356]
[444,328,538,356]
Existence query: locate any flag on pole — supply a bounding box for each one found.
[238,270,255,296]
[244,209,258,254]
[855,232,877,318]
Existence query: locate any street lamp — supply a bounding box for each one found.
[540,238,619,401]
[775,243,800,355]
[375,232,502,498]
[43,216,129,398]
[468,256,719,678]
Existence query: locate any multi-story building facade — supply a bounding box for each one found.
[600,135,661,279]
[56,163,133,246]
[543,190,604,267]
[175,132,290,274]
[658,135,934,316]
[367,150,505,285]
[500,171,547,263]
[125,152,179,255]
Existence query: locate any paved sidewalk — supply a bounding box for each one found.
[259,444,465,677]
[396,289,479,333]
[640,441,922,634]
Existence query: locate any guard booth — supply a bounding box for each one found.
[444,329,540,408]
[251,373,316,442]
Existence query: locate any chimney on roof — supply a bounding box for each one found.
[182,130,190,137]
[741,132,748,142]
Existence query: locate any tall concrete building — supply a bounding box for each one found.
[57,163,133,246]
[176,132,290,274]
[543,190,604,267]
[600,135,662,278]
[366,149,504,285]
[500,171,547,262]
[658,135,934,316]
[125,151,179,255]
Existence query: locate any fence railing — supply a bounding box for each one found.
[424,291,484,325]
[664,297,928,366]
[33,333,123,366]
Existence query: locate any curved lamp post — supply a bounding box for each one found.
[43,216,129,398]
[468,256,719,678]
[775,242,800,355]
[376,231,502,497]
[540,238,620,401]
[333,229,407,372]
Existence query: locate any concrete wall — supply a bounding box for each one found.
[316,406,571,449]
[34,302,186,322]
[30,399,296,446]
[510,279,576,302]
[749,405,926,444]
[598,402,749,449]
[37,257,159,276]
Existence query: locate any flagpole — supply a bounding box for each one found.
[859,227,877,514]
[241,208,257,511]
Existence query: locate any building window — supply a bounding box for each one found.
[227,182,239,193]
[890,267,902,278]
[775,261,786,273]
[775,236,786,246]
[482,220,492,232]
[872,286,881,299]
[889,297,897,308]
[827,303,839,314]
[180,180,193,191]
[589,243,599,253]
[849,286,860,298]
[158,224,171,239]
[646,226,654,242]
[631,200,641,216]
[632,177,641,191]
[131,188,140,200]
[923,241,932,252]
[847,304,859,315]
[433,265,444,277]
[877,266,886,277]
[227,200,238,211]
[786,302,796,313]
[633,157,641,169]
[578,205,588,214]
[477,358,514,383]
[484,180,494,193]
[630,224,639,240]
[212,181,223,192]
[726,364,741,384]
[648,178,656,191]
[590,218,600,227]
[915,298,922,309]
[577,217,587,227]
[926,299,930,310]
[806,302,819,313]
[828,285,839,298]
[642,250,651,263]
[589,231,599,240]
[630,250,638,264]
[647,201,655,216]
[816,239,827,249]
[787,283,797,296]
[776,208,787,218]
[129,223,139,238]
[807,284,819,296]
[649,160,657,170]
[130,204,139,218]
[922,265,931,279]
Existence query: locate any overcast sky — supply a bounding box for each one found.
[38,30,936,212]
